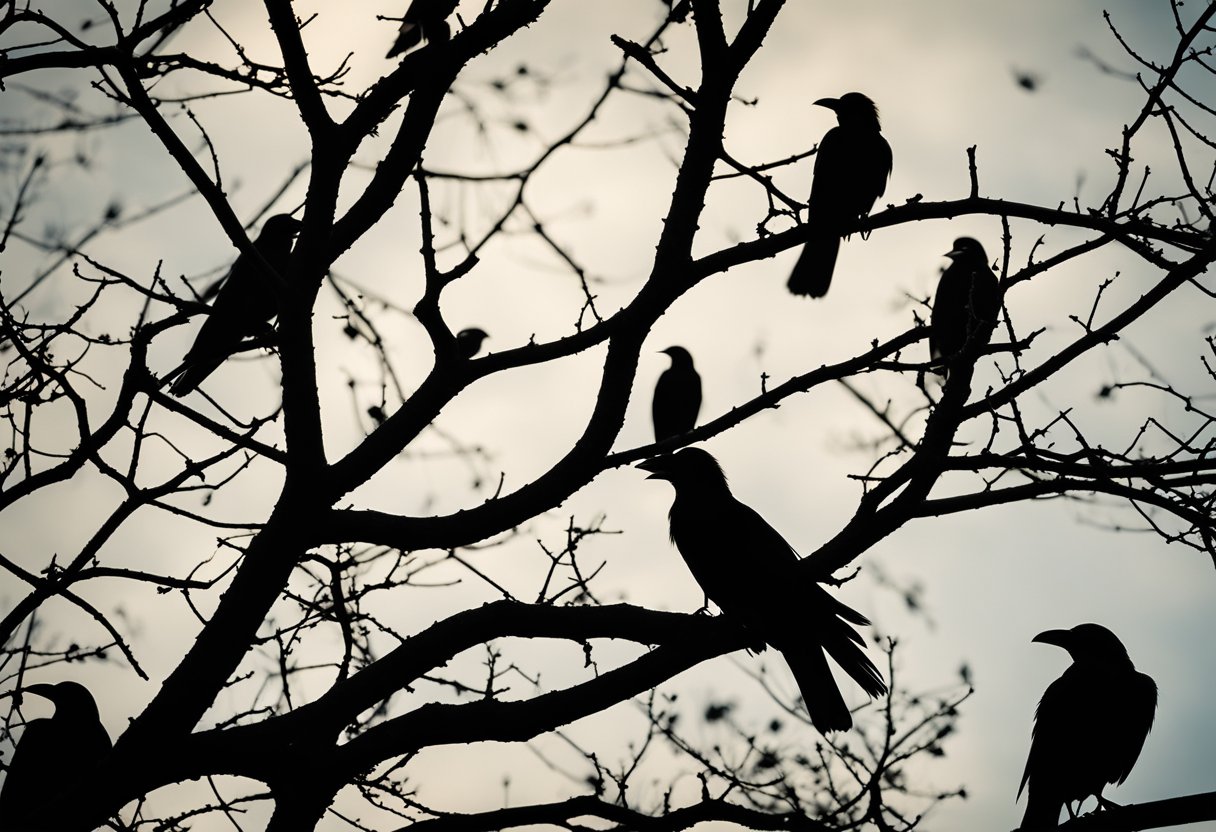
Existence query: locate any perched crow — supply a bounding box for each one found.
[0,682,112,830]
[1018,624,1157,829]
[638,448,886,732]
[386,0,459,58]
[455,327,489,359]
[787,92,892,298]
[652,346,701,443]
[929,237,1000,375]
[660,0,691,23]
[169,214,301,397]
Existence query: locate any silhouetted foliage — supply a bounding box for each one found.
[2,2,1215,831]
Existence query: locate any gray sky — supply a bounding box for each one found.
[3,1,1214,830]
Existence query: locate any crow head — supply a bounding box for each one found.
[815,92,880,128]
[1033,623,1133,665]
[261,214,303,240]
[637,447,726,488]
[944,237,988,264]
[659,346,693,366]
[456,327,489,358]
[22,681,102,720]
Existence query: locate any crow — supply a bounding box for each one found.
[455,327,489,359]
[169,214,301,397]
[929,236,1000,376]
[0,682,112,830]
[652,346,701,443]
[1018,624,1157,828]
[638,448,886,732]
[386,0,459,58]
[787,92,892,298]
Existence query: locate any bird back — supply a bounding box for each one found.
[1019,660,1157,825]
[170,222,298,395]
[808,125,892,231]
[930,258,999,364]
[0,712,111,827]
[667,489,884,701]
[652,357,702,442]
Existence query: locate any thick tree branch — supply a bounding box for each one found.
[321,326,923,550]
[397,793,833,832]
[263,0,334,137]
[1054,790,1216,832]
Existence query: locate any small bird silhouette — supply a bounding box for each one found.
[1018,624,1157,828]
[929,237,1000,376]
[455,327,488,359]
[652,346,701,443]
[660,0,691,23]
[1013,68,1043,92]
[787,92,892,298]
[169,214,301,397]
[638,448,886,732]
[386,0,459,58]
[0,682,112,830]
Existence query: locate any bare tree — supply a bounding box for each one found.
[1,1,1214,830]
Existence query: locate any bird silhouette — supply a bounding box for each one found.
[661,0,691,23]
[455,327,488,359]
[169,214,301,397]
[1013,68,1043,92]
[0,682,112,831]
[787,92,892,298]
[929,237,1000,376]
[386,0,459,58]
[652,346,701,443]
[638,448,886,732]
[1018,624,1157,829]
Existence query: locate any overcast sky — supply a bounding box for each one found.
[3,2,1215,830]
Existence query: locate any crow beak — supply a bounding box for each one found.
[22,683,58,701]
[636,457,669,480]
[1032,629,1072,649]
[944,248,962,259]
[813,97,839,111]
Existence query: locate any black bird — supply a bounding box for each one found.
[455,327,488,359]
[1018,624,1157,829]
[652,346,701,443]
[929,237,1000,375]
[1013,69,1043,93]
[386,0,459,58]
[638,448,886,733]
[169,214,302,397]
[787,92,892,298]
[660,0,691,23]
[0,682,112,830]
